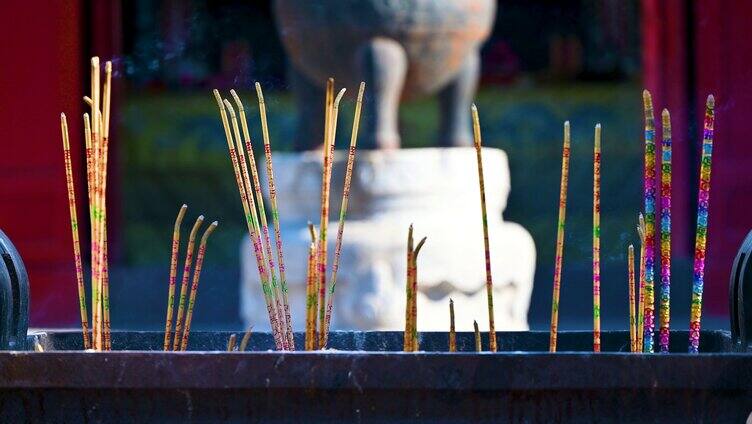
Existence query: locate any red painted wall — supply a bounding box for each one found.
[0,1,84,325]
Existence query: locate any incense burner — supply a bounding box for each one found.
[273,0,495,149]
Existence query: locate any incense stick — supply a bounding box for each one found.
[172,215,204,351]
[642,90,657,352]
[689,95,715,354]
[449,298,456,352]
[659,109,672,353]
[213,89,282,349]
[180,221,219,351]
[308,222,319,349]
[404,225,414,352]
[593,124,602,353]
[83,112,101,350]
[474,320,482,352]
[227,334,237,351]
[318,85,346,349]
[224,97,289,350]
[239,326,254,351]
[637,214,646,352]
[323,82,366,347]
[101,61,113,350]
[471,104,497,352]
[549,121,571,352]
[305,242,317,350]
[90,57,103,350]
[253,83,295,350]
[61,113,91,349]
[164,204,188,351]
[412,236,427,352]
[317,79,335,350]
[628,244,636,353]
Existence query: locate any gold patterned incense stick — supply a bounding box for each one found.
[449,299,456,352]
[471,104,497,352]
[593,124,602,353]
[323,82,365,347]
[474,320,482,352]
[239,326,254,352]
[549,121,571,352]
[404,225,414,352]
[180,221,219,351]
[411,236,427,351]
[254,83,295,350]
[628,244,636,352]
[164,204,188,350]
[61,114,91,349]
[305,242,317,350]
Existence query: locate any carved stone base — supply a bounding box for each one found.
[241,147,535,331]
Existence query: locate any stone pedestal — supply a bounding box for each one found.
[241,147,535,331]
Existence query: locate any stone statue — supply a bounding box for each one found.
[274,0,496,149]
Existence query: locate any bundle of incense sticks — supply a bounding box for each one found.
[59,57,113,350]
[214,88,289,350]
[160,206,218,352]
[549,121,570,352]
[403,225,426,352]
[470,104,497,352]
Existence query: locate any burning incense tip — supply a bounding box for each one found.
[334,88,347,105]
[707,94,715,107]
[643,89,652,104]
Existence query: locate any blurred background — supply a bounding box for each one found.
[0,0,749,332]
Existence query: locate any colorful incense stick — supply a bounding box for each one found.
[549,121,571,352]
[253,84,295,350]
[60,113,91,349]
[628,244,636,353]
[404,225,414,352]
[83,111,101,350]
[172,215,204,351]
[305,242,317,350]
[164,204,188,351]
[213,90,282,349]
[449,299,456,352]
[637,214,646,352]
[471,104,497,352]
[593,124,602,353]
[180,221,219,351]
[224,96,289,350]
[474,320,482,352]
[308,222,319,349]
[689,95,715,354]
[659,109,672,353]
[323,82,366,347]
[317,79,335,349]
[642,90,657,352]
